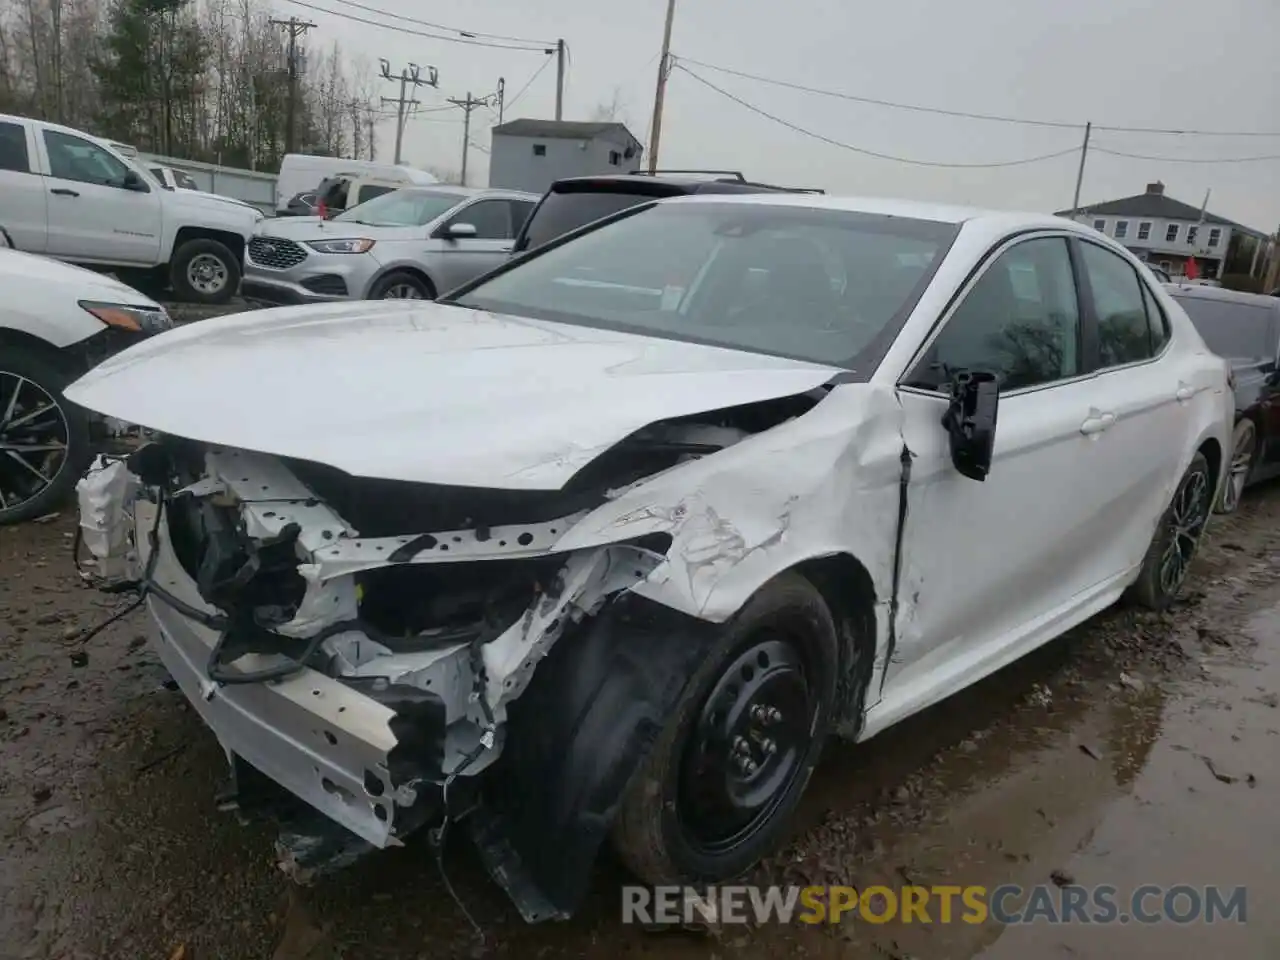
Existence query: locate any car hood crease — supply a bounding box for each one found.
[63,300,841,489]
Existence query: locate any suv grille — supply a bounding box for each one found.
[248,236,306,269]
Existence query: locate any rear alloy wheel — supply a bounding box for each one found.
[0,348,91,525]
[1129,451,1213,610]
[1216,419,1256,514]
[612,573,839,884]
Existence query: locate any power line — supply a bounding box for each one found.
[1092,144,1280,164]
[328,0,555,46]
[503,57,553,113]
[279,0,551,51]
[677,55,1080,130]
[676,55,1280,138]
[676,65,1082,170]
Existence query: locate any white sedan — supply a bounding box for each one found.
[64,193,1231,919]
[0,248,170,524]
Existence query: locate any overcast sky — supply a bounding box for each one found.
[298,0,1280,231]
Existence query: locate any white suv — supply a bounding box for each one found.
[0,114,258,304]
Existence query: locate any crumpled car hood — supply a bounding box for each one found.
[63,300,840,489]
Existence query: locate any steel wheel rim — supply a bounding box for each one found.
[676,635,816,855]
[187,253,228,294]
[1159,465,1210,596]
[1221,423,1254,512]
[0,372,69,514]
[383,283,423,299]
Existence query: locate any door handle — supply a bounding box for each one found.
[1080,412,1116,435]
[49,188,79,197]
[1175,385,1195,402]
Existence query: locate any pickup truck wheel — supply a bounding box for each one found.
[611,573,839,885]
[369,271,433,300]
[1129,451,1212,610]
[171,238,240,305]
[0,348,91,525]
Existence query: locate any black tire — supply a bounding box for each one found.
[611,572,840,885]
[368,271,434,301]
[1129,451,1213,611]
[170,238,240,305]
[0,346,92,525]
[1215,419,1256,515]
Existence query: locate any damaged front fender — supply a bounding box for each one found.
[557,382,906,629]
[470,589,721,921]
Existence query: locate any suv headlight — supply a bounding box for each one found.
[80,301,173,334]
[304,238,375,254]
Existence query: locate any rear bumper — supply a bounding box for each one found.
[138,503,436,849]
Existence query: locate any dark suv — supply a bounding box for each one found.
[511,170,824,255]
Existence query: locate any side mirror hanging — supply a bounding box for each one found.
[940,370,999,482]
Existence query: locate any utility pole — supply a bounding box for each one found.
[647,0,677,173]
[1070,121,1091,213]
[496,77,506,125]
[379,58,439,165]
[448,91,493,185]
[555,39,566,120]
[269,16,316,155]
[348,98,364,160]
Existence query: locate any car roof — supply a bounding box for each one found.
[544,173,821,195]
[1163,282,1280,310]
[655,190,1080,231]
[387,184,538,201]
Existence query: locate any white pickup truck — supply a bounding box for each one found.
[0,113,258,304]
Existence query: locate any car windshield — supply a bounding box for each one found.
[453,201,957,366]
[1173,294,1277,360]
[332,189,463,227]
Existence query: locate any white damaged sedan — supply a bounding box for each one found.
[65,193,1232,919]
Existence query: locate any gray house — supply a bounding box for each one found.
[1056,182,1267,279]
[488,119,644,195]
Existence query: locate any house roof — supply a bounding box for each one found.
[1056,184,1266,237]
[491,119,641,145]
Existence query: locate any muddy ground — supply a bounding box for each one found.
[3,482,1279,959]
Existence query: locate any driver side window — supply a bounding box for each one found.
[445,200,513,240]
[914,236,1082,391]
[43,130,128,186]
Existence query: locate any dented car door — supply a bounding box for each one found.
[881,235,1114,720]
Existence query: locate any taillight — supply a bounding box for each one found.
[317,201,327,218]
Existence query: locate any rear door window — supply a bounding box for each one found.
[519,189,658,250]
[0,121,30,173]
[1079,241,1156,368]
[509,199,535,235]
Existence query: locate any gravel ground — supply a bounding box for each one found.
[2,477,1278,959]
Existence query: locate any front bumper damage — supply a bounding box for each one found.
[76,444,668,914]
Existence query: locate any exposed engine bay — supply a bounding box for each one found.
[73,388,826,918]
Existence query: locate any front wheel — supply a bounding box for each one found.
[369,271,434,300]
[170,238,240,305]
[0,347,91,525]
[1216,419,1256,514]
[611,573,839,885]
[1129,451,1213,610]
